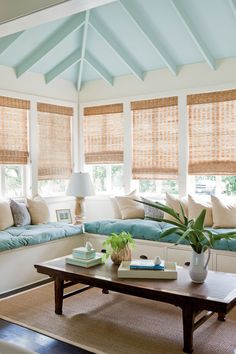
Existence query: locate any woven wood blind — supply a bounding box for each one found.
[131,97,179,179]
[83,103,124,164]
[37,103,73,180]
[0,96,29,164]
[188,90,236,175]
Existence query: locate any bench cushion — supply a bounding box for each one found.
[0,222,83,252]
[84,219,236,252]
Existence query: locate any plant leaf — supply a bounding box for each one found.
[192,209,206,231]
[160,227,181,238]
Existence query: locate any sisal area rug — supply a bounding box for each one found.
[0,283,235,354]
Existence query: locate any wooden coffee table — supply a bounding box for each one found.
[35,257,236,353]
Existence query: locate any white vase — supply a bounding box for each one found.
[189,248,211,283]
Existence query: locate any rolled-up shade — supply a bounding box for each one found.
[131,97,179,179]
[188,90,236,175]
[37,103,73,180]
[83,103,124,164]
[0,96,29,164]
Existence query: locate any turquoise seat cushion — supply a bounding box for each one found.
[0,222,83,252]
[84,219,236,252]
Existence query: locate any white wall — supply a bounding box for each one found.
[78,58,236,103]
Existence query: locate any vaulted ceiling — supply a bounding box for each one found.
[0,0,236,91]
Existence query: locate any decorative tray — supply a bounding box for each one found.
[118,261,177,279]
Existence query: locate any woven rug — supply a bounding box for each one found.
[0,283,235,354]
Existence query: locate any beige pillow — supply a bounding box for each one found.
[27,197,50,224]
[0,201,14,230]
[164,193,188,223]
[115,190,144,220]
[188,195,213,227]
[211,195,236,228]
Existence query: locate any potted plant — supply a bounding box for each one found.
[136,199,236,283]
[103,231,135,265]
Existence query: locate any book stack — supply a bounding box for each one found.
[129,259,165,270]
[65,242,103,268]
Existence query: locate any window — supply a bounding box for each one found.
[131,97,179,195]
[190,175,236,196]
[187,90,236,175]
[0,96,29,198]
[83,104,124,193]
[37,103,73,196]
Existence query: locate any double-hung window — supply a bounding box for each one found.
[0,96,30,198]
[188,90,236,196]
[83,104,124,193]
[37,103,73,196]
[131,97,179,196]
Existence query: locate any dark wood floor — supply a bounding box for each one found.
[0,319,94,354]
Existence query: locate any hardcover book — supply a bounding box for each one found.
[130,259,165,270]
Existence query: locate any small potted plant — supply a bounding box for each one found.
[136,198,236,283]
[103,231,135,265]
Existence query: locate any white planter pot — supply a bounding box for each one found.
[189,248,211,283]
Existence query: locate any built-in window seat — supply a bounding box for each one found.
[0,223,84,294]
[84,219,236,275]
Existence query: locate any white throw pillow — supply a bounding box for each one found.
[188,195,213,227]
[27,196,50,224]
[0,201,14,230]
[115,190,144,220]
[211,195,236,228]
[164,193,188,223]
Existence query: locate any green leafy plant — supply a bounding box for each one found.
[136,199,236,254]
[103,231,135,259]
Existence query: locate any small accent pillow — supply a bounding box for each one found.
[164,193,188,223]
[188,195,213,227]
[10,199,31,226]
[115,190,144,220]
[141,197,164,220]
[27,196,50,224]
[0,201,14,230]
[211,195,236,228]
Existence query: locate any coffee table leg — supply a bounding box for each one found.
[54,277,64,315]
[218,312,226,321]
[182,302,195,353]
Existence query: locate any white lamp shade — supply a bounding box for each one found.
[66,172,95,197]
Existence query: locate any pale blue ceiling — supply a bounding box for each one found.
[0,0,236,90]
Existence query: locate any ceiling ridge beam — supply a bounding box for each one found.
[89,12,144,81]
[15,12,86,78]
[77,11,90,91]
[84,50,113,85]
[45,48,82,83]
[119,0,177,76]
[0,31,24,55]
[229,0,236,18]
[170,0,216,70]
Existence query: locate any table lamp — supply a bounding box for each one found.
[66,172,95,223]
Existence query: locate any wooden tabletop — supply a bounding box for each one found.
[35,256,236,307]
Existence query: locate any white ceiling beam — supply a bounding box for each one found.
[77,11,90,91]
[0,31,24,55]
[85,50,113,86]
[15,12,85,78]
[119,0,177,76]
[45,48,81,83]
[89,12,144,81]
[0,0,117,38]
[170,0,216,70]
[229,0,236,18]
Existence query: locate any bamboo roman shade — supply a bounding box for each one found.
[83,103,124,164]
[131,97,179,179]
[37,103,73,180]
[0,96,29,164]
[188,90,236,175]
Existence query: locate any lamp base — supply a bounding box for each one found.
[74,197,85,224]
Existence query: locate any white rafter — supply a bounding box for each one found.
[15,12,86,78]
[170,0,216,70]
[229,0,236,18]
[119,0,177,76]
[77,11,90,91]
[89,12,144,81]
[84,50,113,85]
